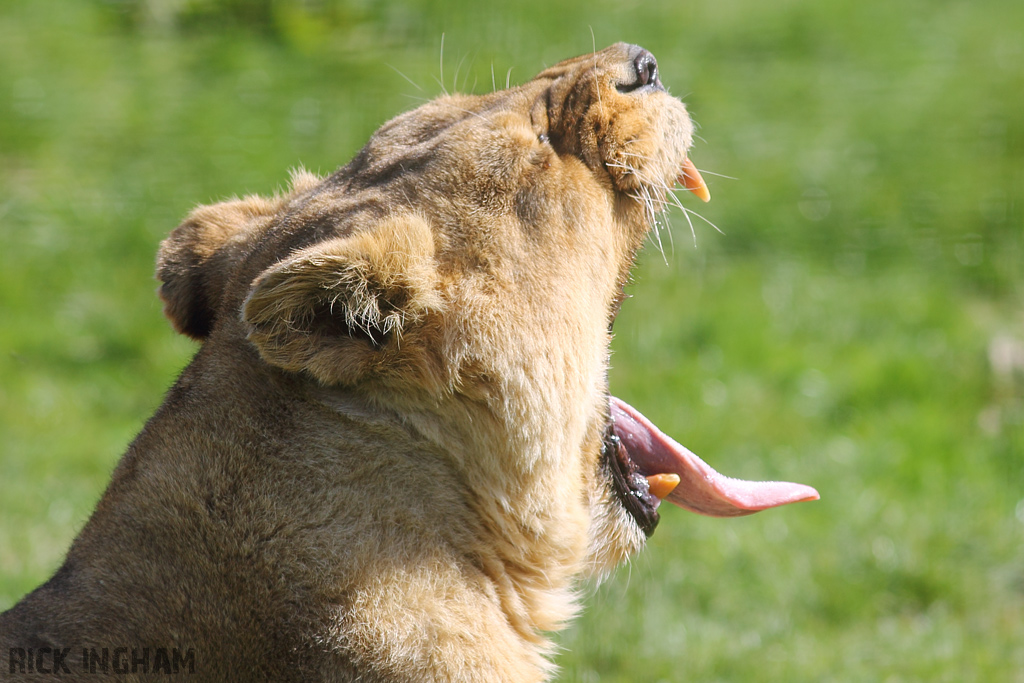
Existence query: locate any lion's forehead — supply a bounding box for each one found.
[364,43,683,154]
[357,82,687,176]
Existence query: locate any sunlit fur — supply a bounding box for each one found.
[0,44,696,682]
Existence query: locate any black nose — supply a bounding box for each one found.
[617,48,663,93]
[634,50,659,88]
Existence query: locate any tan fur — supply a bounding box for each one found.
[1,44,695,681]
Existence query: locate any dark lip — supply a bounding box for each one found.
[614,81,665,95]
[603,282,658,535]
[601,418,661,537]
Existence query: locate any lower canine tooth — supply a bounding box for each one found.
[646,473,681,500]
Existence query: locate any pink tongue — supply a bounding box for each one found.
[610,397,819,518]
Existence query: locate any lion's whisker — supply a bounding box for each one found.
[666,188,698,247]
[687,204,724,234]
[643,176,702,248]
[658,176,724,235]
[438,33,448,96]
[453,51,470,94]
[636,183,669,265]
[387,64,424,93]
[697,168,736,180]
[664,212,676,254]
[663,183,724,236]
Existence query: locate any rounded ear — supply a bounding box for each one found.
[242,214,444,385]
[156,170,321,340]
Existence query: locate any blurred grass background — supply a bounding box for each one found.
[1,0,1022,680]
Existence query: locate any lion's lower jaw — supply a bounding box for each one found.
[582,486,649,580]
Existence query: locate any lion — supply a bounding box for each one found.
[0,43,817,681]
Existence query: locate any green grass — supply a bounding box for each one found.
[1,0,1022,680]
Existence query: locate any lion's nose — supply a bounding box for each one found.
[617,47,663,93]
[634,50,660,88]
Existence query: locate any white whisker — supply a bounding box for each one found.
[386,64,423,92]
[665,211,676,254]
[665,188,698,247]
[667,185,724,236]
[685,205,724,234]
[697,168,736,180]
[399,94,432,104]
[607,140,721,253]
[639,184,668,265]
[453,51,469,93]
[591,37,603,116]
[438,34,448,96]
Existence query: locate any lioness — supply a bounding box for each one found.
[1,44,817,681]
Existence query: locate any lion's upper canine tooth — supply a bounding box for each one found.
[679,157,711,203]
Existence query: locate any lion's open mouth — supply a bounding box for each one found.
[604,397,820,535]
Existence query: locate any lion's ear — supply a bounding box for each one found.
[156,170,320,340]
[157,196,275,339]
[242,214,443,385]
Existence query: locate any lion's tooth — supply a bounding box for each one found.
[646,473,681,500]
[679,157,711,203]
